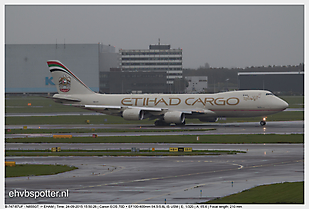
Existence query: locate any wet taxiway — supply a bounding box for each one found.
[5,144,304,204]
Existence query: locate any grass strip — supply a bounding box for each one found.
[5,164,78,178]
[206,181,304,204]
[5,134,304,144]
[5,111,304,125]
[5,96,91,113]
[280,96,304,108]
[5,128,215,134]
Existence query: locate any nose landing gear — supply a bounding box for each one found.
[260,117,267,126]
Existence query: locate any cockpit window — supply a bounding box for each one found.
[266,93,274,96]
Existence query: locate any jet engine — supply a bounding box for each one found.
[122,108,144,120]
[164,111,185,124]
[198,117,218,122]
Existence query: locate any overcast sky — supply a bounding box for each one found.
[5,4,304,69]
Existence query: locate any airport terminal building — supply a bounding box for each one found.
[119,43,183,84]
[100,43,183,94]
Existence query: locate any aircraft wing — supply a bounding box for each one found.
[192,109,216,115]
[84,105,164,112]
[69,104,216,116]
[83,105,215,114]
[175,108,216,115]
[127,106,164,112]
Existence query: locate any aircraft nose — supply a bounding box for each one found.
[280,99,289,110]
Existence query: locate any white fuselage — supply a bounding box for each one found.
[48,60,288,124]
[54,90,288,119]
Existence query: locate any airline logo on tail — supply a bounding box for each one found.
[47,61,90,92]
[59,75,71,92]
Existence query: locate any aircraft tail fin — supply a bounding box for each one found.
[47,60,94,95]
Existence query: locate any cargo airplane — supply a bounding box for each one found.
[47,60,289,126]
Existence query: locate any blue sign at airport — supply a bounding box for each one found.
[45,77,55,86]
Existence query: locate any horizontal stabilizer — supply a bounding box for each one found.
[52,97,81,103]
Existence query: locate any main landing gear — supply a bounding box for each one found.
[260,117,267,126]
[154,120,186,126]
[154,120,170,126]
